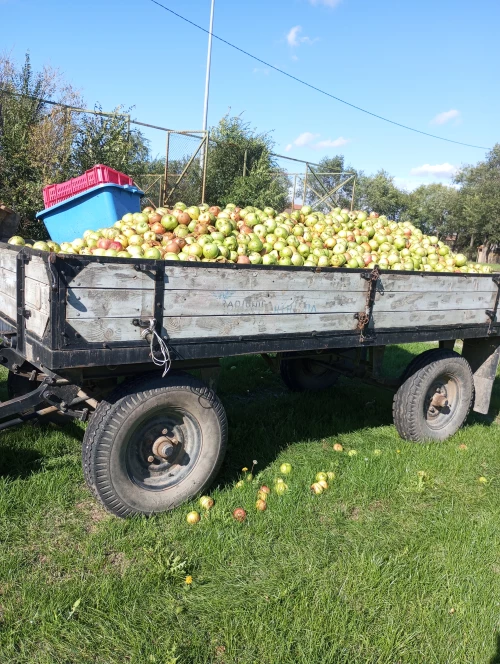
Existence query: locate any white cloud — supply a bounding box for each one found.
[430,109,461,125]
[313,136,350,149]
[410,163,457,178]
[309,0,342,6]
[287,26,302,46]
[286,25,319,48]
[252,67,270,75]
[285,132,351,152]
[294,132,320,146]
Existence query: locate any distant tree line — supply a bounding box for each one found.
[1,54,499,258]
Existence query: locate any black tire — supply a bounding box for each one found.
[393,349,474,442]
[280,355,341,392]
[398,348,449,385]
[82,373,227,517]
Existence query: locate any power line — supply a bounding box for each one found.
[149,0,490,152]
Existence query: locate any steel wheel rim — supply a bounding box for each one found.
[423,372,460,431]
[125,406,202,491]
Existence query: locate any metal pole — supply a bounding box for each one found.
[202,0,215,133]
[163,131,170,206]
[243,149,248,177]
[351,176,356,211]
[201,132,209,204]
[291,175,297,211]
[303,164,308,205]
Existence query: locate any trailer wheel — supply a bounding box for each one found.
[82,373,227,517]
[398,347,452,385]
[393,349,474,442]
[280,356,340,392]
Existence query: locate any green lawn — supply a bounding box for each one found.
[1,344,500,664]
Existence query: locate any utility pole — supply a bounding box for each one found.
[202,0,215,134]
[200,0,215,203]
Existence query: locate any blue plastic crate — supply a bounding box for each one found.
[36,182,144,244]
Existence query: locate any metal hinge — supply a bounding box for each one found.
[17,307,31,319]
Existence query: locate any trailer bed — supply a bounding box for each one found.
[0,242,499,371]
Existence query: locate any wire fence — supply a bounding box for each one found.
[1,90,356,211]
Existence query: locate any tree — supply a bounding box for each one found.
[70,105,149,179]
[355,170,409,218]
[405,183,459,239]
[0,53,80,221]
[204,114,288,209]
[454,144,500,255]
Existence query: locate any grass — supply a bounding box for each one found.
[1,343,500,663]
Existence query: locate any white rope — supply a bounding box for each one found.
[141,319,171,377]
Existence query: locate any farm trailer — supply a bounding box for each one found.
[1,241,500,517]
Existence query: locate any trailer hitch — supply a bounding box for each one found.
[0,378,52,421]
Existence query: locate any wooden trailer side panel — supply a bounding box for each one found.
[0,246,51,339]
[65,263,497,344]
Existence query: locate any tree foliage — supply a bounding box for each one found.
[205,115,288,210]
[71,106,149,179]
[454,145,500,249]
[405,183,459,238]
[0,54,80,220]
[355,170,409,219]
[0,54,150,233]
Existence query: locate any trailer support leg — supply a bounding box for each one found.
[462,336,500,415]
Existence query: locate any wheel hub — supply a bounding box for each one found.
[150,434,177,462]
[125,408,202,492]
[424,377,457,429]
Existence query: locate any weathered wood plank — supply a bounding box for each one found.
[163,267,369,293]
[68,262,156,289]
[0,246,19,272]
[374,309,489,329]
[374,290,495,312]
[67,305,491,344]
[0,268,51,315]
[162,289,366,316]
[68,317,145,343]
[161,266,496,294]
[24,255,50,284]
[66,288,155,319]
[160,308,489,340]
[160,288,495,317]
[378,273,496,294]
[0,249,48,283]
[1,291,49,338]
[69,262,496,294]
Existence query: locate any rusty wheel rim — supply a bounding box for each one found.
[423,373,459,431]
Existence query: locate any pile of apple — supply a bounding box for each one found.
[8,201,492,273]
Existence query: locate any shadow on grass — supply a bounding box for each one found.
[490,634,500,664]
[1,345,499,487]
[0,445,44,479]
[0,419,83,480]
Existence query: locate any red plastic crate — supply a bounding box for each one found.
[43,165,135,208]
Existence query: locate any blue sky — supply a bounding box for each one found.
[3,0,498,190]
